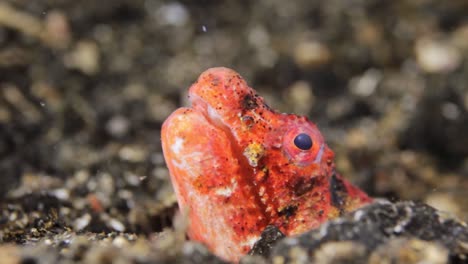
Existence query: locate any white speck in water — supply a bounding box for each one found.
[39,101,46,107]
[202,25,207,32]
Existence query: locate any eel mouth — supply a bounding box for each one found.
[188,67,247,134]
[189,92,229,133]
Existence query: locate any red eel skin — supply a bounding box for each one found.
[161,67,372,262]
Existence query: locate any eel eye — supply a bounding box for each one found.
[294,133,313,150]
[283,122,325,166]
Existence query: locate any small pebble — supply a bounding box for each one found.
[108,218,125,232]
[106,115,130,138]
[294,40,331,68]
[425,193,461,218]
[64,41,100,75]
[44,10,71,48]
[51,188,70,200]
[155,2,189,27]
[314,241,368,263]
[124,172,142,186]
[415,37,461,73]
[286,80,315,115]
[112,236,129,247]
[441,102,460,120]
[119,145,147,162]
[369,238,448,264]
[349,69,382,97]
[74,214,91,231]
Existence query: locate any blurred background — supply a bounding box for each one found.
[0,0,467,249]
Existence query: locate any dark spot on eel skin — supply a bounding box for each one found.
[211,76,220,86]
[278,204,298,219]
[290,176,321,197]
[241,115,255,128]
[242,93,258,110]
[329,172,347,215]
